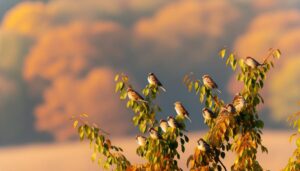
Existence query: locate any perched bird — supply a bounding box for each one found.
[167,116,187,131]
[244,56,262,69]
[149,128,162,139]
[220,104,236,114]
[202,75,221,93]
[147,73,166,92]
[127,87,148,103]
[167,116,178,129]
[159,119,168,133]
[197,138,211,152]
[232,94,246,112]
[226,104,236,114]
[202,108,216,122]
[136,135,147,146]
[174,101,192,122]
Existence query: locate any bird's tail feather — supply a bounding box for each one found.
[216,89,222,94]
[160,86,166,92]
[186,115,192,123]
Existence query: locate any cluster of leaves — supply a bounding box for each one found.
[72,48,283,171]
[184,48,280,170]
[72,114,130,170]
[115,73,189,170]
[283,103,300,171]
[73,72,191,170]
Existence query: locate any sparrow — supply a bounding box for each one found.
[232,94,246,112]
[159,119,168,133]
[202,108,216,122]
[202,75,221,93]
[149,128,162,140]
[127,87,148,103]
[174,101,192,122]
[244,56,262,69]
[220,104,236,114]
[136,135,147,146]
[197,138,211,152]
[167,116,187,131]
[147,73,166,92]
[167,116,178,129]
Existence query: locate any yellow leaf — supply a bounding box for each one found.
[91,152,97,162]
[219,48,226,58]
[114,74,119,81]
[81,113,89,118]
[273,49,281,59]
[73,120,78,128]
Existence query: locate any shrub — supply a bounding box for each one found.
[72,48,281,170]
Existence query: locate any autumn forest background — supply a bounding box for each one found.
[0,0,300,170]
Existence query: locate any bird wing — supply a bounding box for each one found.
[152,75,163,86]
[207,78,218,88]
[133,90,145,100]
[178,105,187,115]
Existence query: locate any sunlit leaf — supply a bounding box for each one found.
[73,120,78,128]
[91,152,97,162]
[273,49,281,59]
[219,48,226,59]
[114,74,119,82]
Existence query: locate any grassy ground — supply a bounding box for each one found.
[0,130,294,171]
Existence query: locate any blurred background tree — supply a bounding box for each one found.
[284,103,300,171]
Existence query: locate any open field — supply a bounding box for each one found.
[0,130,295,171]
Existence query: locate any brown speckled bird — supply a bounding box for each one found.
[167,116,178,129]
[202,74,221,93]
[147,73,166,92]
[202,108,216,122]
[159,119,168,133]
[149,128,162,139]
[127,87,148,103]
[220,104,236,114]
[174,101,192,122]
[136,135,147,146]
[233,94,246,112]
[245,56,261,69]
[197,138,210,152]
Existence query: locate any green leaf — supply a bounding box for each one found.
[120,90,127,100]
[194,81,199,91]
[114,74,119,81]
[115,82,121,93]
[220,152,225,159]
[256,120,264,128]
[119,82,124,90]
[226,56,230,65]
[184,135,189,142]
[188,82,193,92]
[181,145,185,152]
[91,152,97,162]
[232,59,237,70]
[180,138,185,145]
[143,88,150,96]
[219,165,224,171]
[219,48,226,58]
[289,133,297,142]
[139,121,147,133]
[259,80,264,88]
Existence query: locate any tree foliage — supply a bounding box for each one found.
[284,102,300,171]
[72,48,281,170]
